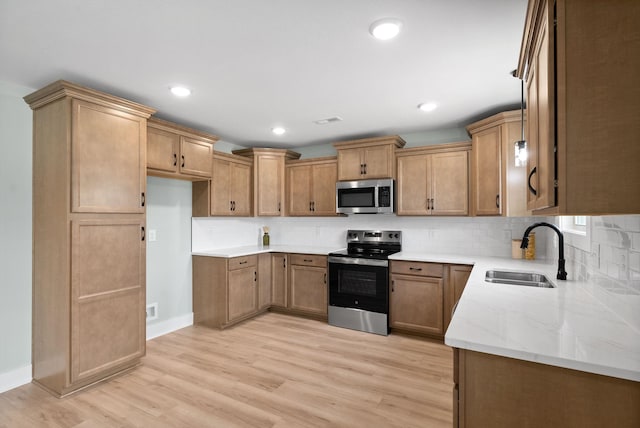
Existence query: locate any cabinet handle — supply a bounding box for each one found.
[360,163,364,175]
[391,280,395,292]
[283,259,286,268]
[309,201,312,212]
[364,163,367,174]
[141,192,145,207]
[312,201,315,211]
[181,155,185,168]
[496,194,500,208]
[409,267,422,271]
[427,198,431,210]
[232,201,236,211]
[323,273,327,284]
[431,198,435,210]
[141,226,145,241]
[173,153,177,166]
[304,259,313,263]
[278,202,281,212]
[528,167,538,196]
[254,271,257,282]
[239,260,248,265]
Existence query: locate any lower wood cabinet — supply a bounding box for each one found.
[445,264,472,329]
[271,253,288,308]
[288,254,328,317]
[390,261,445,336]
[453,348,640,428]
[193,254,264,328]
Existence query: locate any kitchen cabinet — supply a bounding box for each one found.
[233,148,300,216]
[288,254,328,317]
[286,157,338,216]
[147,117,217,180]
[444,265,472,330]
[258,253,272,310]
[466,110,530,217]
[390,261,445,336]
[192,151,252,217]
[453,348,640,428]
[516,0,640,214]
[271,253,288,308]
[24,80,154,397]
[333,135,406,180]
[396,143,470,216]
[192,255,260,328]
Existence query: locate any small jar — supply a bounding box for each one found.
[511,239,523,259]
[524,232,536,260]
[262,232,270,247]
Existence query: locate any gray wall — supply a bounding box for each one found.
[0,81,33,377]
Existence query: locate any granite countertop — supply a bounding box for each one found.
[192,247,640,382]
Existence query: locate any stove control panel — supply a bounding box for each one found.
[346,230,402,244]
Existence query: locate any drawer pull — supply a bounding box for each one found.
[409,267,423,271]
[304,259,313,262]
[239,261,248,265]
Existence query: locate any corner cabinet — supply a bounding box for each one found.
[147,118,217,180]
[286,157,338,216]
[333,135,406,180]
[396,143,470,216]
[24,80,154,397]
[233,148,301,216]
[466,110,530,217]
[517,0,640,214]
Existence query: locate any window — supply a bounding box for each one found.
[560,216,590,251]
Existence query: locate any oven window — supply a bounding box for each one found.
[338,188,375,208]
[338,270,377,297]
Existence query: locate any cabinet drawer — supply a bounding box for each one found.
[289,254,327,268]
[391,261,443,277]
[228,255,257,270]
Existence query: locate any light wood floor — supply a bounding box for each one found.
[0,312,453,427]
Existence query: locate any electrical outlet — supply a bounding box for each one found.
[148,229,157,242]
[146,303,158,321]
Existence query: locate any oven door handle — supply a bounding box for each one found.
[328,256,389,267]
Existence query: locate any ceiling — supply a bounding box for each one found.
[0,0,528,148]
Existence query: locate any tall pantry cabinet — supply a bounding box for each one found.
[24,80,155,397]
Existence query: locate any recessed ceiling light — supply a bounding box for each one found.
[418,102,438,112]
[272,127,286,135]
[170,86,191,97]
[369,18,402,40]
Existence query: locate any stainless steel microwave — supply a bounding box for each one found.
[336,179,395,214]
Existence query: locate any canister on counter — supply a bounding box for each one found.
[524,232,535,260]
[512,239,523,259]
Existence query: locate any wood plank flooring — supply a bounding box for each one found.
[0,312,453,427]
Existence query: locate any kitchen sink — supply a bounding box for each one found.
[485,270,555,288]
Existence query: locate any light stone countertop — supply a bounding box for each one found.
[192,247,640,382]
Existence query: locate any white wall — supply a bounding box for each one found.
[145,177,194,338]
[193,215,549,259]
[0,81,33,389]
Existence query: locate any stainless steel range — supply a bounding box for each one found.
[327,230,401,336]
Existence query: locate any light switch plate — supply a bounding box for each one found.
[148,229,157,242]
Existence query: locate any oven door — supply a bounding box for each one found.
[328,256,389,314]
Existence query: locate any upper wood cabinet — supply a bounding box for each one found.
[333,136,406,180]
[466,110,530,217]
[192,151,252,217]
[516,0,640,215]
[286,157,338,216]
[233,148,301,216]
[396,143,470,216]
[24,80,154,397]
[147,118,217,180]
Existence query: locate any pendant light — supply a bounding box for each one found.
[512,71,527,167]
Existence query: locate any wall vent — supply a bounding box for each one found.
[146,303,158,321]
[314,116,343,125]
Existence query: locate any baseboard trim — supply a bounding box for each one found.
[0,364,31,393]
[146,312,194,341]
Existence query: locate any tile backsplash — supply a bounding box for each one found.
[192,215,549,259]
[563,215,640,331]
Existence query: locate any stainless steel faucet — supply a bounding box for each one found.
[520,222,568,280]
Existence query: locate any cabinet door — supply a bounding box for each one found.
[255,155,283,216]
[271,254,288,308]
[228,266,257,322]
[230,161,252,216]
[211,158,231,215]
[180,137,213,178]
[311,162,337,215]
[258,253,272,310]
[147,126,179,173]
[472,127,502,215]
[71,99,146,213]
[362,145,392,178]
[526,5,555,211]
[430,151,469,216]
[337,148,364,180]
[396,155,429,215]
[70,218,145,383]
[445,265,472,329]
[390,274,444,335]
[287,164,312,216]
[289,265,327,316]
